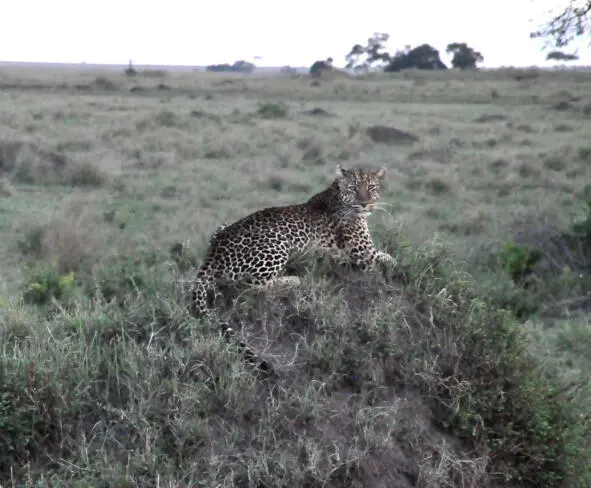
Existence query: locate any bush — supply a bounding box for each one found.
[21,264,75,306]
[498,241,542,285]
[256,102,289,119]
[124,59,137,77]
[0,361,63,470]
[488,185,591,319]
[392,244,590,486]
[18,207,107,274]
[571,184,591,243]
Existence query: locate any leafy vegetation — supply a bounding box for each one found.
[447,42,484,69]
[530,0,591,48]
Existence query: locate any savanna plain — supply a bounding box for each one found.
[0,65,591,487]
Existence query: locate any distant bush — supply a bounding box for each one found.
[0,140,107,188]
[140,69,168,78]
[280,65,298,76]
[124,59,137,77]
[489,184,591,318]
[572,184,591,241]
[17,203,113,281]
[206,60,256,73]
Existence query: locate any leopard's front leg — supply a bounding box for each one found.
[336,218,396,271]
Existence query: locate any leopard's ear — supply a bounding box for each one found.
[335,164,347,178]
[375,167,387,180]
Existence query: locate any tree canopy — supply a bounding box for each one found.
[446,43,484,69]
[384,44,448,72]
[531,1,591,47]
[309,58,333,77]
[345,33,391,71]
[546,50,580,61]
[343,35,485,73]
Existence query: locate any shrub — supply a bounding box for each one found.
[256,102,289,119]
[124,60,137,77]
[498,241,542,285]
[21,264,75,306]
[392,244,590,486]
[18,207,106,274]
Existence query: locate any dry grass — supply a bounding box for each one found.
[0,66,590,487]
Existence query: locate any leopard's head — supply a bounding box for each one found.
[335,165,387,218]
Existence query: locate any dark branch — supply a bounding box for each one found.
[530,1,591,48]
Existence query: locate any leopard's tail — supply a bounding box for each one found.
[188,276,274,376]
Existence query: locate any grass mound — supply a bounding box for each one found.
[0,235,588,487]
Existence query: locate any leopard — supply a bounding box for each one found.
[189,164,396,321]
[188,164,397,373]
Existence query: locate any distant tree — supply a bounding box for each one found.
[280,65,298,76]
[384,44,447,72]
[205,60,256,73]
[206,63,232,72]
[124,59,137,77]
[531,0,591,47]
[231,60,256,73]
[345,33,391,71]
[546,50,580,61]
[446,42,484,69]
[345,44,366,71]
[309,57,333,77]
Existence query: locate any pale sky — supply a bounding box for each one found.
[2,0,589,68]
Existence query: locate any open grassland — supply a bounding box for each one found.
[0,66,590,487]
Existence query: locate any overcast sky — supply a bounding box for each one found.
[2,0,589,68]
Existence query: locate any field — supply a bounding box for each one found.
[0,65,590,487]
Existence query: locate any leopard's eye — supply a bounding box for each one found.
[368,184,377,191]
[347,185,356,192]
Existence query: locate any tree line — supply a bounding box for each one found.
[208,3,590,75]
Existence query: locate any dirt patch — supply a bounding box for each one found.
[366,125,419,145]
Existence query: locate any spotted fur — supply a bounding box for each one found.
[190,165,397,373]
[208,222,230,247]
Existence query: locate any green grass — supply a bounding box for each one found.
[0,66,590,487]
